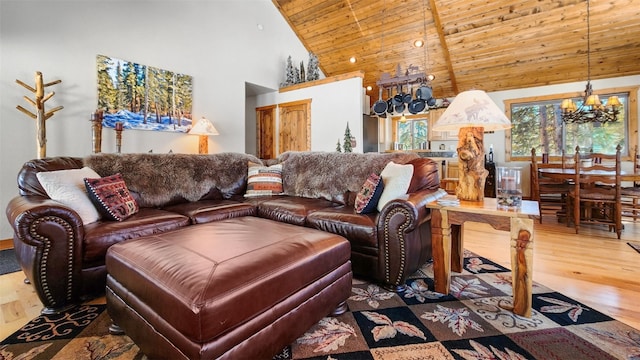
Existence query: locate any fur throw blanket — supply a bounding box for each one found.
[276,151,420,205]
[84,153,261,207]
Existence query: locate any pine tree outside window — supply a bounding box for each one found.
[505,86,638,161]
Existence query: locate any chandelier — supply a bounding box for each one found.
[560,0,621,124]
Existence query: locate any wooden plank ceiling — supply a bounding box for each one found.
[272,0,640,102]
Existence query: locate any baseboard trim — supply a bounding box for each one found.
[0,238,14,251]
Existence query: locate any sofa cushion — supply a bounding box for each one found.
[85,173,139,221]
[245,162,284,197]
[377,162,414,211]
[82,208,190,266]
[84,153,261,207]
[407,158,440,192]
[36,167,102,224]
[163,199,256,224]
[306,206,378,248]
[257,196,338,226]
[354,173,384,214]
[277,151,420,206]
[17,156,85,197]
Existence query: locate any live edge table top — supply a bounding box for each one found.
[425,196,539,219]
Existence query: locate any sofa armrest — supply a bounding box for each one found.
[6,195,85,313]
[376,189,447,289]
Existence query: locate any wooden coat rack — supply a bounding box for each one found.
[16,71,64,159]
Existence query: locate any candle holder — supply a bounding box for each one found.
[496,167,523,210]
[115,121,123,153]
[90,110,103,153]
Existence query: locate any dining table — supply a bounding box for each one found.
[538,167,640,230]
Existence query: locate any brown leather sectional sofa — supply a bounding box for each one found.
[6,151,444,314]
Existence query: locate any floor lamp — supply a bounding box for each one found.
[189,117,219,154]
[432,90,511,202]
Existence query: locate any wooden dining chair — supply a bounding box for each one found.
[621,145,640,221]
[530,148,571,223]
[567,145,622,239]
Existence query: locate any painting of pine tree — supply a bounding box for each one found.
[96,54,193,133]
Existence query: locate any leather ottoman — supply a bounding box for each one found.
[105,216,352,359]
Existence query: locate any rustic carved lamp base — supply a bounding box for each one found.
[456,126,488,202]
[199,135,209,154]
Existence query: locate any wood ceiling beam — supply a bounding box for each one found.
[430,0,458,94]
[273,0,640,97]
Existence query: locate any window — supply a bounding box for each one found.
[392,115,427,150]
[506,86,638,161]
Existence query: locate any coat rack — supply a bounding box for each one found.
[16,71,64,159]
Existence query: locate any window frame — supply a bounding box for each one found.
[505,86,638,162]
[391,114,428,150]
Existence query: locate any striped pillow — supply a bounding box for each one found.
[244,162,284,197]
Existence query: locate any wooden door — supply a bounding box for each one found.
[256,105,276,159]
[279,99,311,154]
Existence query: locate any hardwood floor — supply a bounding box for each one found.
[1,216,639,342]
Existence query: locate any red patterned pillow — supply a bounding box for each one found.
[84,173,139,221]
[354,173,385,214]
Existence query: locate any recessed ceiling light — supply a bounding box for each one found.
[257,24,264,31]
[366,86,372,91]
[414,39,424,47]
[349,56,356,63]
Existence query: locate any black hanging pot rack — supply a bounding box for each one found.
[375,64,436,116]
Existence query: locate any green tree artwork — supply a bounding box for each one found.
[96,54,193,133]
[343,123,353,153]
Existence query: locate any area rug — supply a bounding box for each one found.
[0,249,20,275]
[2,250,639,359]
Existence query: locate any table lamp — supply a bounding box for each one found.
[189,117,219,154]
[432,90,511,201]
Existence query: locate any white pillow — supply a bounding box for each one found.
[36,167,102,224]
[377,162,414,211]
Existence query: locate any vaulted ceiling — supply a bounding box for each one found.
[272,0,640,102]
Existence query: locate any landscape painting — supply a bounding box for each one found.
[96,54,193,132]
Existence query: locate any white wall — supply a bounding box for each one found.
[0,0,311,239]
[253,76,364,153]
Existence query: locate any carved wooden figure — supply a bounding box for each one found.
[456,127,488,201]
[16,72,63,159]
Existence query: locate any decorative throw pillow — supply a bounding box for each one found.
[36,167,102,224]
[84,173,139,221]
[354,173,385,214]
[244,162,284,197]
[376,161,414,211]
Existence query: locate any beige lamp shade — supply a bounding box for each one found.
[189,117,219,154]
[433,90,511,131]
[189,117,219,136]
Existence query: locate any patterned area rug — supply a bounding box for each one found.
[2,251,639,359]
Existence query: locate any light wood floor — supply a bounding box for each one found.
[2,216,640,341]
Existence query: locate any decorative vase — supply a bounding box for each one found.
[496,167,522,210]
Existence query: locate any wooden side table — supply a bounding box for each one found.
[426,196,539,317]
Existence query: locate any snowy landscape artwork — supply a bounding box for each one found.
[96,55,193,133]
